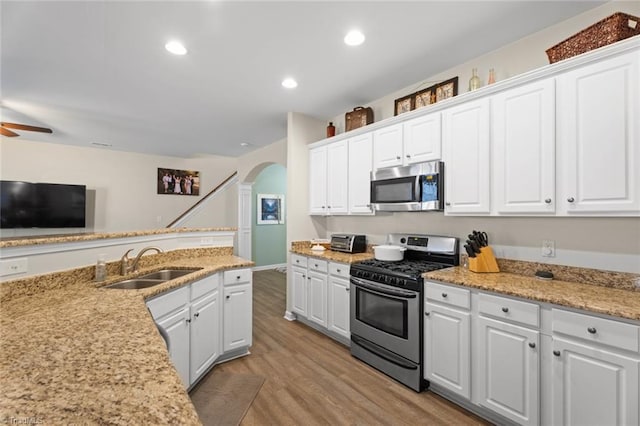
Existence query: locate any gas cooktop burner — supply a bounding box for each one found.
[353,258,451,278]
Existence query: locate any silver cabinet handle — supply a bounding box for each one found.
[567,197,575,203]
[322,206,326,209]
[587,327,597,334]
[553,350,561,357]
[501,307,509,313]
[545,198,552,204]
[296,260,299,263]
[236,275,241,280]
[315,264,318,267]
[226,295,230,300]
[445,202,451,206]
[425,312,430,316]
[194,312,200,318]
[406,154,411,158]
[345,288,350,292]
[186,318,191,323]
[396,156,401,160]
[441,293,448,298]
[308,276,311,280]
[337,269,341,273]
[529,342,536,348]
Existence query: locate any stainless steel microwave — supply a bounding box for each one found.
[370,161,444,212]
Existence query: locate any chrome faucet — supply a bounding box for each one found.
[121,246,163,275]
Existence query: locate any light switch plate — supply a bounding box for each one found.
[0,258,28,277]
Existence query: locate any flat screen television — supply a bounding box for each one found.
[0,181,86,228]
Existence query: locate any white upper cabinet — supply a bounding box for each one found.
[309,145,328,215]
[492,78,556,214]
[373,123,404,169]
[348,132,374,214]
[309,141,348,215]
[443,98,491,215]
[373,115,441,170]
[557,50,640,215]
[326,140,349,214]
[403,112,442,164]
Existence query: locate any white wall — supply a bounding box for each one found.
[330,1,640,133]
[0,138,237,236]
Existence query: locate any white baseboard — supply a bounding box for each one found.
[252,263,287,272]
[283,311,296,321]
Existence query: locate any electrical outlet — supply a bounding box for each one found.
[200,237,214,246]
[541,240,555,258]
[0,258,28,277]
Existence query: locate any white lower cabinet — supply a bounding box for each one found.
[551,309,640,426]
[223,269,253,352]
[289,254,350,343]
[424,301,471,399]
[328,274,350,339]
[147,269,252,389]
[477,316,539,426]
[425,281,640,426]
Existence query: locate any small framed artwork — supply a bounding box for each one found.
[257,193,285,225]
[158,168,200,196]
[413,88,435,110]
[394,94,414,116]
[435,77,459,103]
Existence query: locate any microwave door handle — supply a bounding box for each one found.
[414,175,421,203]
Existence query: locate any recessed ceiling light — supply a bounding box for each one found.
[240,142,250,147]
[91,141,112,147]
[165,40,187,55]
[344,30,365,46]
[281,78,298,89]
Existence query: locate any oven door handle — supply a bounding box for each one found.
[350,277,417,299]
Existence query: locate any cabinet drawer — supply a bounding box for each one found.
[308,259,328,273]
[190,273,220,301]
[223,268,252,285]
[552,308,640,353]
[425,282,470,310]
[291,254,308,268]
[329,262,350,279]
[479,293,539,328]
[146,285,190,320]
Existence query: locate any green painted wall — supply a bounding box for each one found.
[252,164,287,267]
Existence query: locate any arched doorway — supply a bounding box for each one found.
[237,162,287,269]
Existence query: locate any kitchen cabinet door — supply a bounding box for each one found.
[442,98,491,215]
[156,307,191,388]
[477,316,539,426]
[403,112,441,164]
[552,337,639,426]
[190,288,221,384]
[307,270,328,328]
[223,282,252,352]
[373,123,404,169]
[557,51,640,215]
[309,146,328,215]
[492,78,556,214]
[291,265,307,317]
[326,140,349,214]
[328,275,350,339]
[348,132,374,214]
[424,302,471,399]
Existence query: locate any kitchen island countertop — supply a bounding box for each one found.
[0,253,253,425]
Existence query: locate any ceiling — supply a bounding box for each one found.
[1,1,605,158]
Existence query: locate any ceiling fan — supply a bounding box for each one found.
[0,122,53,137]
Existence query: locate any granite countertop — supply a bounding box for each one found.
[0,227,237,248]
[290,247,374,264]
[425,267,640,321]
[0,254,253,424]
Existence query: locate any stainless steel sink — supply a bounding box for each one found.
[105,279,166,290]
[140,268,202,280]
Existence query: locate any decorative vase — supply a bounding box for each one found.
[327,122,336,138]
[488,68,496,85]
[468,68,481,91]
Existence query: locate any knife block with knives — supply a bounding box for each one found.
[464,231,500,273]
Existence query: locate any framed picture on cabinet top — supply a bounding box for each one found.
[435,77,459,102]
[394,94,414,116]
[413,88,435,109]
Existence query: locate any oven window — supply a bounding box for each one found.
[372,177,416,203]
[356,287,408,339]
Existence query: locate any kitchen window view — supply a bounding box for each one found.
[1,2,639,425]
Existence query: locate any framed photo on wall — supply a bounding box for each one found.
[158,168,200,195]
[257,193,285,225]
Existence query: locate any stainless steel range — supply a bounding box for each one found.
[349,233,459,392]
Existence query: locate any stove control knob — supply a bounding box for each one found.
[400,238,406,244]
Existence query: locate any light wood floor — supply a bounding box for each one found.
[213,270,491,425]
